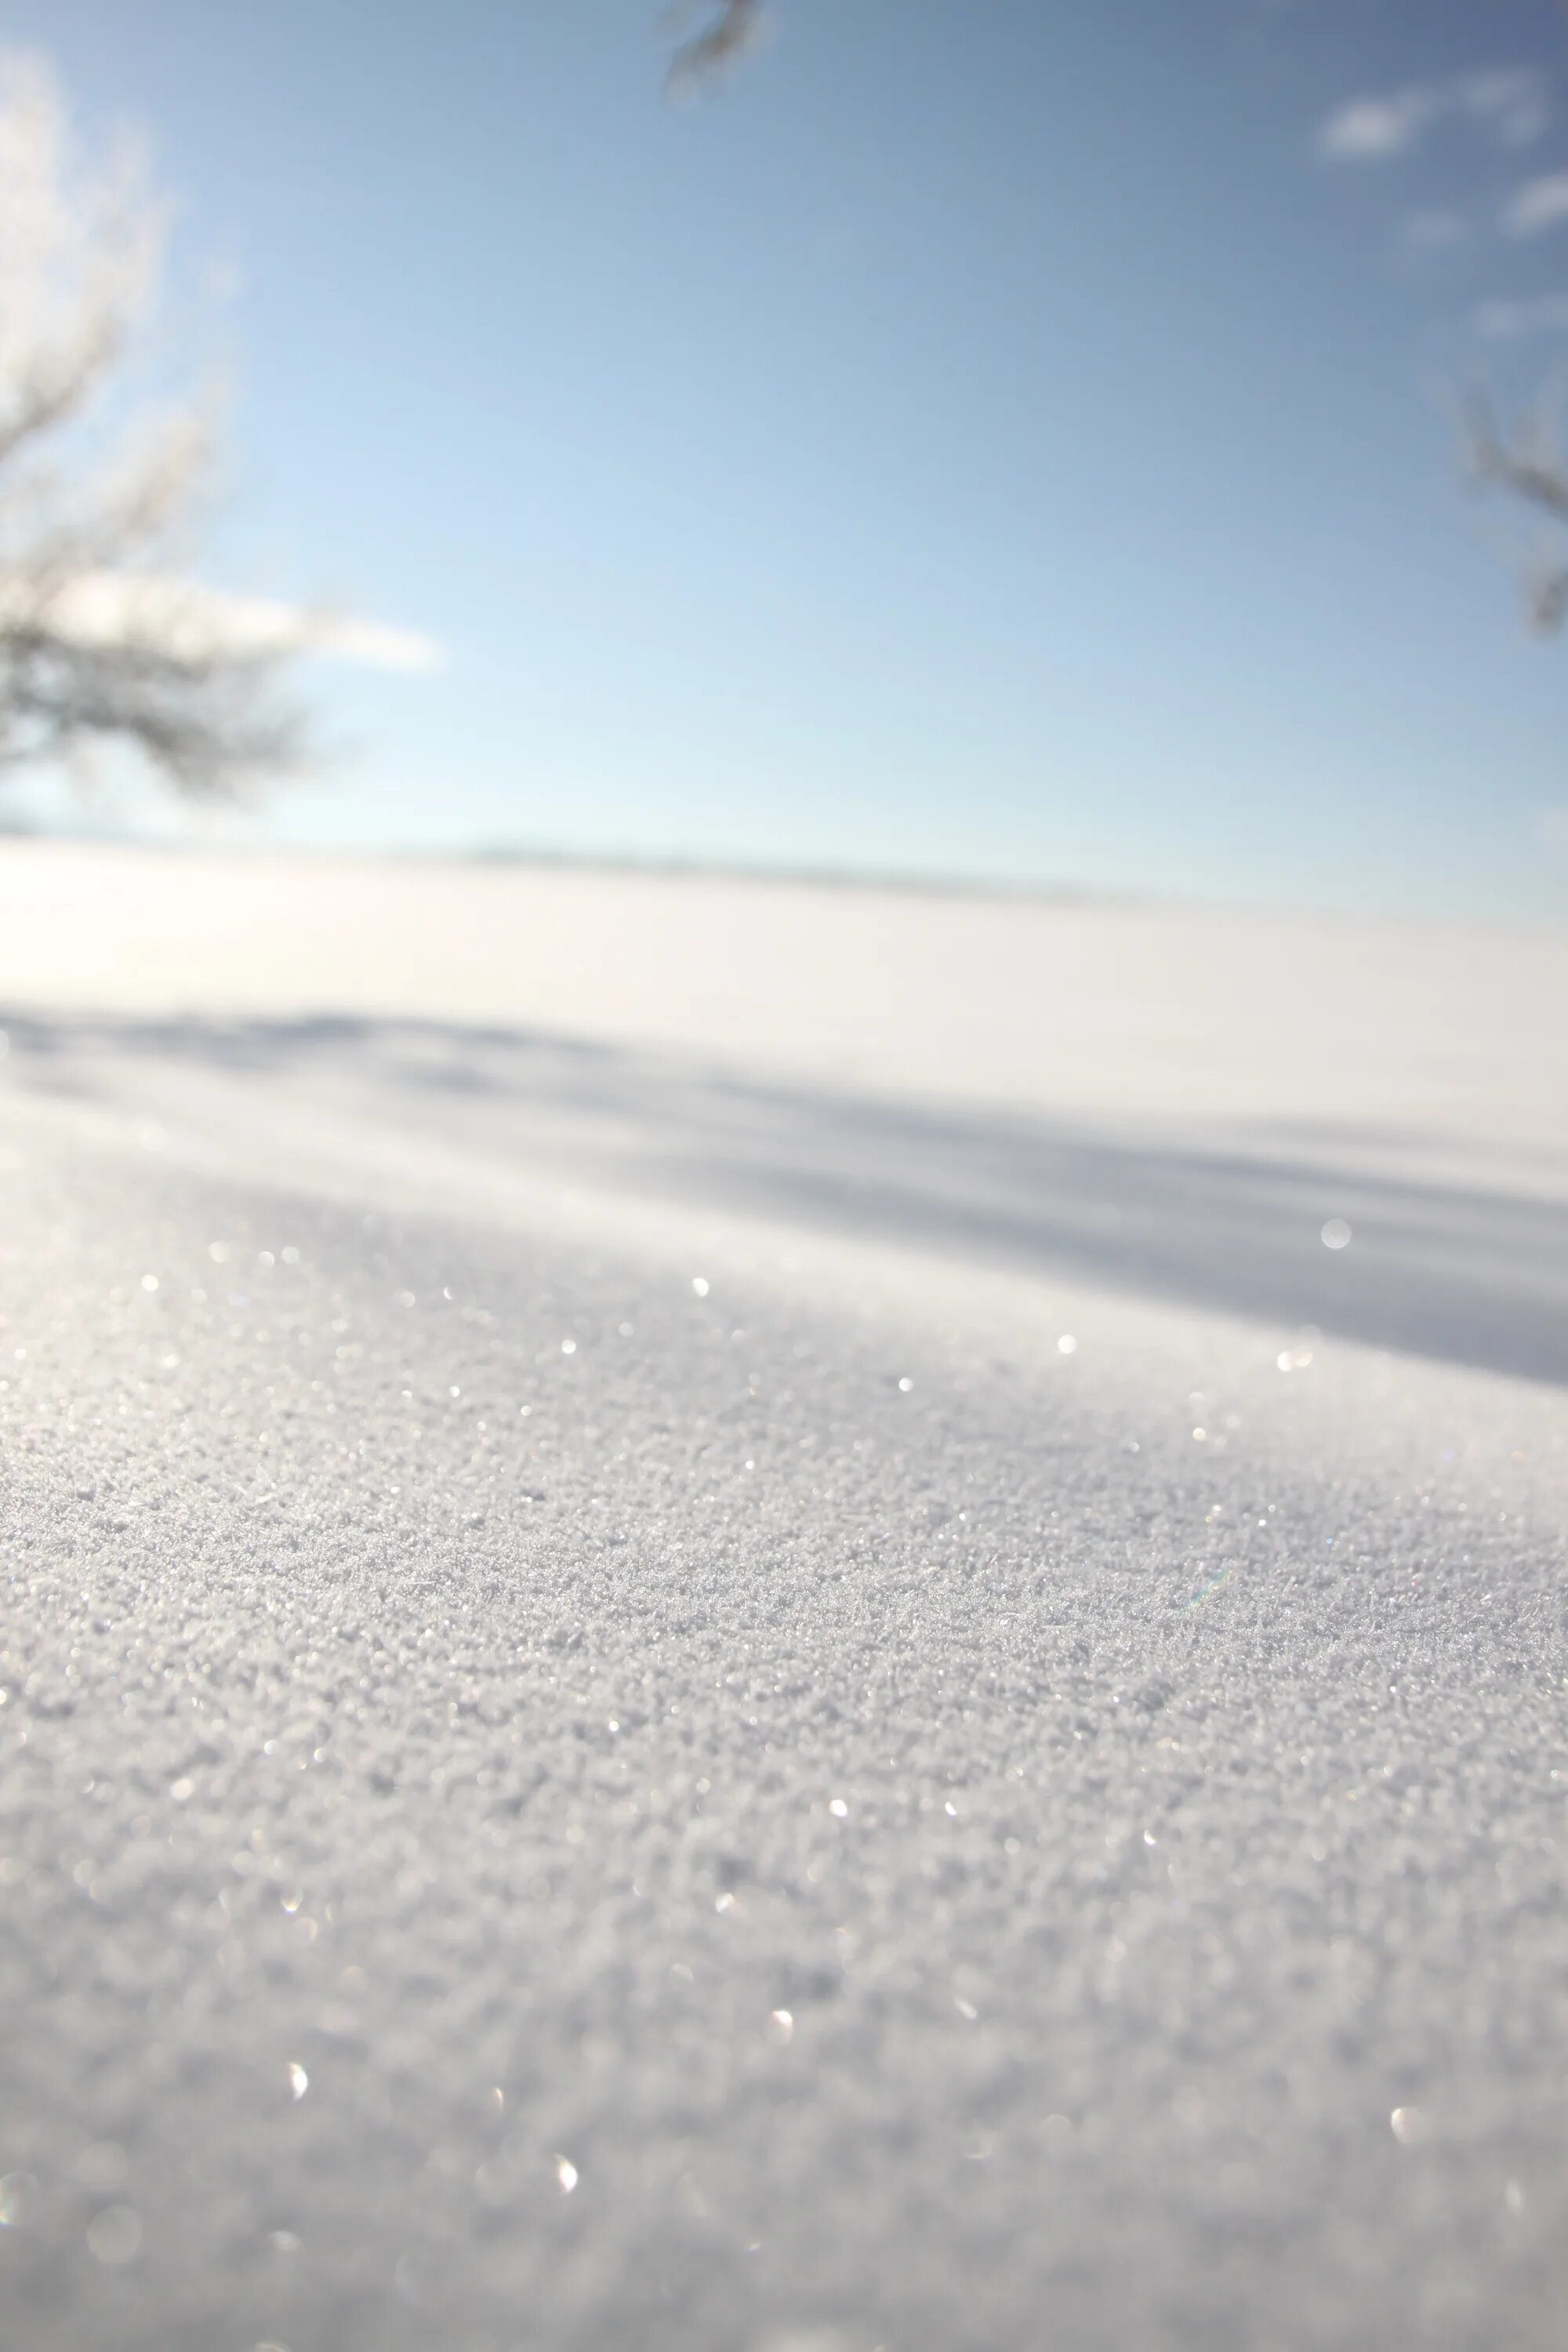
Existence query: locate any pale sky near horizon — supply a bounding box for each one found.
[8,0,1568,916]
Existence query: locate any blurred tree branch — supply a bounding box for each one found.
[1463,379,1568,630]
[0,52,310,800]
[664,1,765,94]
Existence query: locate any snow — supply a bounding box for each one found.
[0,842,1564,2350]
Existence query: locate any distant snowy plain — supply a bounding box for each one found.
[0,844,1564,2351]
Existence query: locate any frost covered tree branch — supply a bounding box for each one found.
[0,53,434,804]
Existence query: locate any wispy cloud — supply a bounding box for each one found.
[1397,206,1474,256]
[1318,67,1549,163]
[1319,86,1439,162]
[1476,290,1568,341]
[0,571,443,672]
[1473,291,1568,339]
[1461,69,1553,149]
[314,614,445,672]
[1503,169,1568,237]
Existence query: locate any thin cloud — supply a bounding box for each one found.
[1504,169,1568,236]
[1398,206,1474,255]
[0,570,443,672]
[1318,67,1549,163]
[312,614,445,673]
[1473,292,1568,339]
[1319,85,1439,161]
[1461,69,1552,151]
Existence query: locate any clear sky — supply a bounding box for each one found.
[9,0,1568,916]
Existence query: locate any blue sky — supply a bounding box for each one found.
[9,0,1568,914]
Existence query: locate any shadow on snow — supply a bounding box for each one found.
[4,1007,1565,1387]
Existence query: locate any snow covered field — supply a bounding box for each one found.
[0,841,1564,2350]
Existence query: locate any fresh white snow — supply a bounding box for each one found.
[0,843,1563,2351]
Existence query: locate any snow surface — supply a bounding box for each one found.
[0,844,1564,2351]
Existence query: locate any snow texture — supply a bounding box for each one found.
[0,847,1564,2352]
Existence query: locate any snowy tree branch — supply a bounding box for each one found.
[0,53,433,803]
